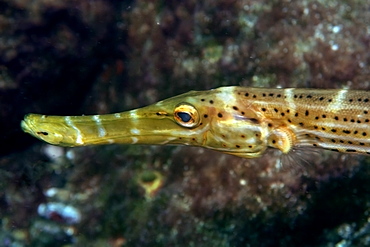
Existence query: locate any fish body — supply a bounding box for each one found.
[21,86,370,158]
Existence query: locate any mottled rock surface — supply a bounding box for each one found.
[1,0,370,246]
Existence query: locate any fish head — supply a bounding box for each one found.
[143,87,268,158]
[21,87,268,158]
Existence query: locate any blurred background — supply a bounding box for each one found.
[0,0,370,246]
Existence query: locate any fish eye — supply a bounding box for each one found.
[177,112,192,122]
[174,103,200,128]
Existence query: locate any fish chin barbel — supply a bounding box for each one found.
[21,86,370,158]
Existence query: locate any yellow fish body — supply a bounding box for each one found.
[21,86,370,158]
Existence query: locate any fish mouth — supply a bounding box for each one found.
[21,117,33,134]
[19,111,207,147]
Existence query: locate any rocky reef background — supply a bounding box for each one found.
[0,0,370,246]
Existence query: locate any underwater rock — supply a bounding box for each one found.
[2,0,370,246]
[37,202,81,225]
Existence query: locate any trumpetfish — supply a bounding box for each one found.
[21,86,370,158]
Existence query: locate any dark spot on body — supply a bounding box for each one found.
[331,139,335,143]
[210,100,214,104]
[277,94,282,98]
[269,93,274,96]
[299,122,304,126]
[236,145,241,148]
[364,99,369,102]
[360,142,365,146]
[331,149,339,152]
[268,123,273,127]
[253,95,257,98]
[328,99,332,102]
[342,130,351,134]
[349,99,353,102]
[307,95,312,98]
[248,118,260,124]
[305,110,309,116]
[201,99,205,102]
[241,135,245,138]
[364,111,368,114]
[241,111,245,115]
[334,116,339,120]
[274,108,278,113]
[295,113,299,117]
[354,130,358,134]
[358,98,362,102]
[315,116,319,120]
[322,114,326,118]
[261,108,266,112]
[319,97,324,101]
[245,92,249,97]
[281,113,285,116]
[346,149,357,152]
[37,131,49,136]
[233,106,239,110]
[262,93,266,97]
[204,114,208,118]
[218,113,223,118]
[363,132,367,136]
[351,119,355,123]
[272,140,276,144]
[331,129,337,133]
[348,141,353,144]
[156,112,168,116]
[343,118,348,122]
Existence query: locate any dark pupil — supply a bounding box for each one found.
[177,112,191,122]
